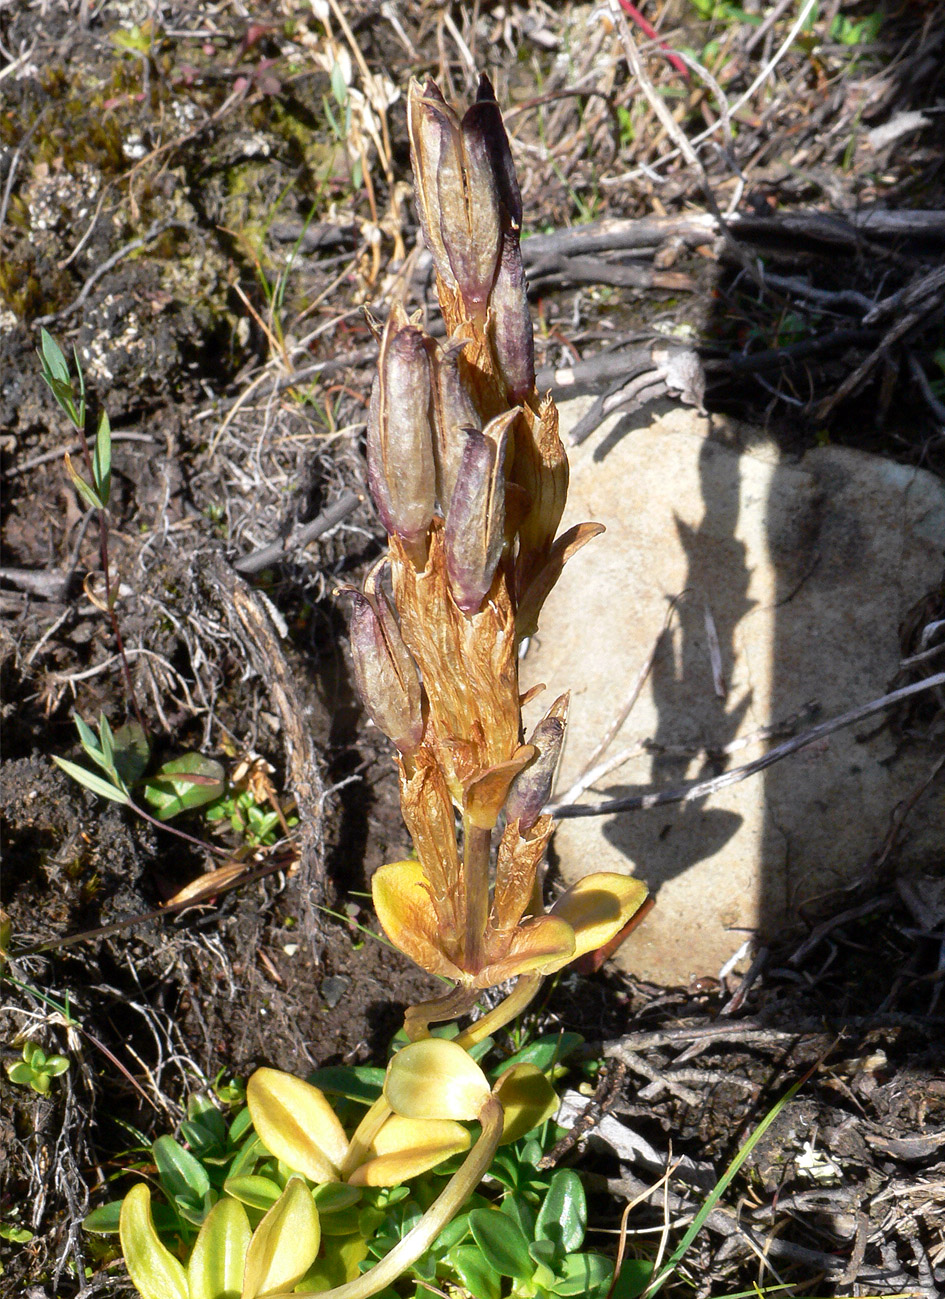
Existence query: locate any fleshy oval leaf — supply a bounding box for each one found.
[492,1064,558,1145]
[384,1039,491,1122]
[348,1114,471,1187]
[549,874,649,965]
[119,1184,189,1299]
[241,1178,320,1299]
[189,1196,251,1299]
[246,1069,348,1183]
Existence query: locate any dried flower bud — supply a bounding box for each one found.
[505,694,569,829]
[366,304,436,549]
[464,75,522,230]
[347,584,424,755]
[429,335,481,513]
[444,408,517,615]
[407,79,502,318]
[489,229,535,403]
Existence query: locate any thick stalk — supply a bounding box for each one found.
[338,1095,392,1180]
[461,819,492,973]
[456,974,542,1049]
[404,983,479,1042]
[268,1094,505,1299]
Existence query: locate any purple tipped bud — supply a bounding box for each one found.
[489,229,534,403]
[505,694,569,829]
[407,78,502,318]
[444,408,517,615]
[464,76,522,230]
[366,306,436,545]
[429,335,482,513]
[347,584,424,755]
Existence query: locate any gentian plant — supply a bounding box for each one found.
[104,74,649,1299]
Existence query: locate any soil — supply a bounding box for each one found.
[1,2,944,1297]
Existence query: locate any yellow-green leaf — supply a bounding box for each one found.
[189,1196,251,1299]
[241,1178,320,1299]
[246,1069,348,1183]
[384,1040,490,1122]
[549,873,649,964]
[349,1115,471,1186]
[492,1064,558,1145]
[118,1184,189,1299]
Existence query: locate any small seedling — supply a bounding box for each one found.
[5,1040,70,1095]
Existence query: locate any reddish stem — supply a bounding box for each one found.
[616,0,691,81]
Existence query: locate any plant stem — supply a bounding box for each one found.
[272,1094,505,1299]
[461,820,492,973]
[456,974,543,1049]
[403,984,479,1042]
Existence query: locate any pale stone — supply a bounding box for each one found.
[524,400,945,986]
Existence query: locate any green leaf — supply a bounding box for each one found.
[188,1196,251,1299]
[222,1175,283,1212]
[536,1170,586,1254]
[496,1033,584,1076]
[468,1208,535,1281]
[307,1064,386,1105]
[82,1201,124,1235]
[52,757,130,805]
[43,1054,70,1077]
[609,1257,653,1299]
[119,1184,190,1299]
[93,410,112,506]
[113,721,150,787]
[552,1252,613,1296]
[99,713,117,771]
[40,329,70,384]
[226,1133,262,1181]
[444,1243,502,1299]
[499,1194,535,1241]
[241,1178,320,1299]
[142,754,226,820]
[6,1062,36,1086]
[152,1134,211,1204]
[75,713,103,763]
[312,1183,362,1215]
[64,452,105,511]
[228,1107,254,1145]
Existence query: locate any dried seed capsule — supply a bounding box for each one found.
[407,79,502,318]
[429,335,481,514]
[505,694,569,830]
[489,228,534,403]
[347,586,424,755]
[464,75,522,230]
[366,305,436,548]
[444,408,518,615]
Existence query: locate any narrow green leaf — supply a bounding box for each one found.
[112,720,150,787]
[447,1241,506,1293]
[552,1252,613,1296]
[40,329,70,383]
[222,1175,283,1213]
[536,1169,586,1254]
[82,1201,124,1235]
[644,1076,809,1297]
[64,453,105,511]
[152,1134,211,1203]
[468,1208,534,1281]
[610,1257,654,1299]
[52,757,130,805]
[93,409,112,506]
[99,713,116,772]
[188,1196,251,1299]
[142,754,226,820]
[226,1133,262,1182]
[306,1064,386,1105]
[495,1032,584,1076]
[119,1184,189,1299]
[74,714,103,763]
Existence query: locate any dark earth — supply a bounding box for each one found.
[1,2,944,1295]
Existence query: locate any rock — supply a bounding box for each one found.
[524,401,945,986]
